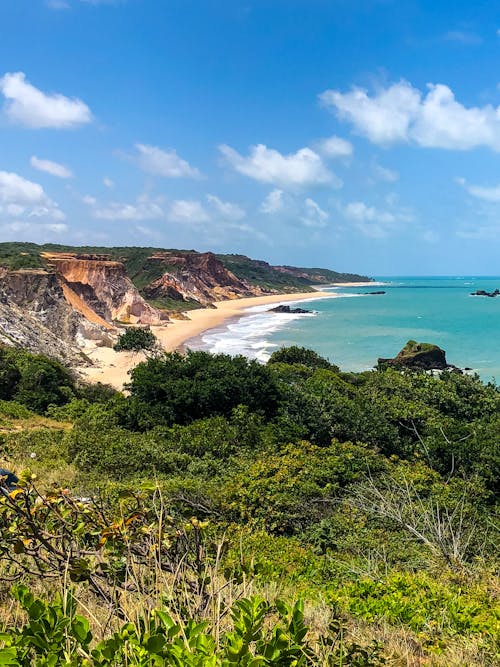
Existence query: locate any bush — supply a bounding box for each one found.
[113,327,157,352]
[125,350,280,427]
[268,345,337,370]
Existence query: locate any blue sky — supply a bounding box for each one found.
[3,1,500,275]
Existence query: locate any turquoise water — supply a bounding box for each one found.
[267,277,500,382]
[193,277,500,383]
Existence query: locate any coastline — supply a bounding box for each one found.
[78,288,336,391]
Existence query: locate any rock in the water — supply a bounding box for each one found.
[364,291,386,295]
[268,304,312,314]
[470,289,500,297]
[378,340,459,371]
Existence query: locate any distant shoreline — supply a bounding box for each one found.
[79,286,351,390]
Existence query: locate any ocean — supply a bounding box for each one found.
[188,277,500,383]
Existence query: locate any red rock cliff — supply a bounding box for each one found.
[43,252,169,325]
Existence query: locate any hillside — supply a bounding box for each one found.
[0,242,370,299]
[0,345,498,666]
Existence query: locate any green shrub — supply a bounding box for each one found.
[113,327,157,352]
[125,350,280,428]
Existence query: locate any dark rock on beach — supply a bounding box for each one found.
[268,304,312,314]
[378,340,461,372]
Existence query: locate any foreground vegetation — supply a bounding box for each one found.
[0,344,498,665]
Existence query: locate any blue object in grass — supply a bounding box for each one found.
[0,467,18,491]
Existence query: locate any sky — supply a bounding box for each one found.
[3,1,500,275]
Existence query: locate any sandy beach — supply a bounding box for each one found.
[78,289,336,390]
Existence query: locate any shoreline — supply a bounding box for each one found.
[78,288,338,391]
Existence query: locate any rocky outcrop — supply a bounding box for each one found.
[143,252,265,306]
[268,305,312,314]
[471,289,500,297]
[378,340,459,372]
[42,253,169,325]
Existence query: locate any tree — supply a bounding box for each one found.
[268,345,337,370]
[113,327,157,352]
[125,350,280,428]
[13,354,74,413]
[0,349,20,400]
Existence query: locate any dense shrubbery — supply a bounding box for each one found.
[124,350,280,428]
[0,345,499,665]
[113,326,157,352]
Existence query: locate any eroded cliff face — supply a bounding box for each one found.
[0,253,170,364]
[143,252,272,305]
[0,267,94,365]
[43,253,169,325]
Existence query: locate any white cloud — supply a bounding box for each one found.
[0,221,68,240]
[458,177,500,202]
[89,195,164,221]
[168,200,210,224]
[206,194,245,220]
[0,72,92,128]
[321,81,420,145]
[103,177,114,188]
[372,162,399,182]
[300,198,329,228]
[133,143,202,179]
[342,199,413,237]
[260,189,285,214]
[219,143,339,190]
[0,171,46,204]
[321,79,500,152]
[316,135,353,158]
[0,171,65,226]
[30,155,73,179]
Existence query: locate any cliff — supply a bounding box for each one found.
[0,268,91,365]
[42,253,169,325]
[0,252,170,364]
[142,251,269,306]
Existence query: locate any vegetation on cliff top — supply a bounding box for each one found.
[0,242,370,296]
[0,345,498,665]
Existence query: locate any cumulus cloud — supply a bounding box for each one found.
[133,143,202,179]
[342,198,413,237]
[458,177,500,202]
[0,170,65,226]
[320,79,500,151]
[300,198,329,228]
[30,156,73,179]
[86,194,164,221]
[168,200,210,224]
[206,194,245,221]
[219,143,339,190]
[316,135,353,158]
[260,189,285,214]
[0,72,92,128]
[0,221,68,240]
